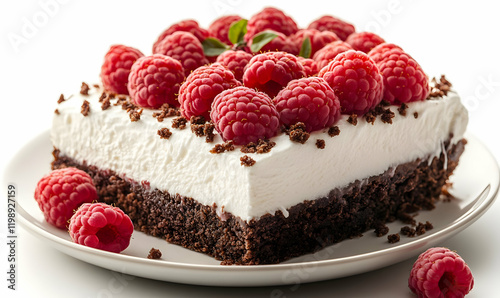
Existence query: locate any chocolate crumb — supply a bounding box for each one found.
[158,128,172,139]
[374,224,389,237]
[380,108,395,124]
[287,122,310,144]
[171,116,188,129]
[101,96,111,110]
[241,139,276,154]
[54,109,60,115]
[80,82,90,95]
[415,222,426,236]
[347,114,358,126]
[387,233,400,243]
[191,122,215,143]
[400,226,416,237]
[327,126,340,137]
[398,103,408,116]
[190,115,206,125]
[413,112,419,119]
[240,155,256,167]
[147,248,162,259]
[153,103,180,122]
[210,141,235,154]
[364,111,376,125]
[428,75,452,98]
[81,100,90,116]
[424,221,433,230]
[129,108,143,122]
[315,139,325,149]
[57,94,65,104]
[93,84,100,89]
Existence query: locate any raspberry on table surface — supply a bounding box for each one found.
[127,54,185,109]
[69,202,134,253]
[100,44,144,95]
[34,167,98,229]
[409,247,474,298]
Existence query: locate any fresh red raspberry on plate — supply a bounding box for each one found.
[34,167,98,229]
[178,63,241,120]
[216,50,253,82]
[318,50,384,115]
[409,247,474,298]
[154,31,209,76]
[210,86,280,145]
[297,57,319,77]
[247,31,299,55]
[346,31,385,53]
[313,40,353,71]
[307,15,356,41]
[274,77,341,132]
[290,29,339,57]
[208,15,242,45]
[127,54,185,109]
[373,47,430,103]
[152,19,208,53]
[69,202,134,253]
[100,45,144,95]
[244,7,299,41]
[367,42,403,64]
[243,51,307,98]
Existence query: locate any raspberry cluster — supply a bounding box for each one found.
[97,6,432,146]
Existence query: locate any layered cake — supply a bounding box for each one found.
[50,8,468,264]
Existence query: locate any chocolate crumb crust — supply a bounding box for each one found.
[147,248,162,259]
[315,139,325,149]
[387,233,400,244]
[81,100,90,116]
[347,114,358,126]
[80,82,90,95]
[51,138,465,265]
[240,155,256,167]
[158,128,172,139]
[374,224,389,237]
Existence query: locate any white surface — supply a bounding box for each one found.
[52,86,467,221]
[1,0,500,297]
[6,130,499,287]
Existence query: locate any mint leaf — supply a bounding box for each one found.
[202,37,230,56]
[250,31,278,53]
[299,37,312,58]
[228,19,248,45]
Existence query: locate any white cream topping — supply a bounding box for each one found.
[51,87,468,221]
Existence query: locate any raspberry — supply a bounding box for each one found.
[69,203,134,253]
[244,7,299,41]
[178,63,241,120]
[154,31,209,76]
[152,19,208,53]
[247,31,299,55]
[34,167,98,229]
[127,54,185,109]
[243,51,307,98]
[346,31,385,53]
[409,247,474,298]
[210,86,280,145]
[100,45,144,95]
[274,77,341,132]
[371,47,430,103]
[307,15,356,41]
[208,15,242,45]
[318,50,384,115]
[297,57,318,77]
[290,29,339,57]
[367,42,403,64]
[313,40,353,71]
[216,50,253,82]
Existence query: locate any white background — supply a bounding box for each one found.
[1,0,499,297]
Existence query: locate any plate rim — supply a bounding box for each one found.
[6,130,500,285]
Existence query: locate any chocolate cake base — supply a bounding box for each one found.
[51,139,466,265]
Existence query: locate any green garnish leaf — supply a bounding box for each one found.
[250,31,278,53]
[228,19,248,45]
[202,37,231,56]
[299,37,312,58]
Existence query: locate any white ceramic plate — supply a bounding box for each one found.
[5,131,499,287]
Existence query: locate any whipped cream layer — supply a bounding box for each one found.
[51,86,468,221]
